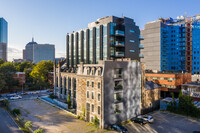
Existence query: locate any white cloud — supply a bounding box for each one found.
[8,47,22,61]
[56,51,65,58]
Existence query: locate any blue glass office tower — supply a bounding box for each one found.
[141,15,200,74]
[160,18,186,72]
[0,18,8,61]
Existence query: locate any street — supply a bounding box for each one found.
[0,106,22,133]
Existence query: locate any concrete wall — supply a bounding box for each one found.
[141,21,161,71]
[103,61,141,126]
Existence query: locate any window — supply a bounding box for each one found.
[92,104,94,112]
[98,70,101,76]
[92,82,94,87]
[129,40,135,43]
[87,69,90,75]
[98,82,100,89]
[87,91,89,98]
[92,92,94,99]
[87,81,89,87]
[98,93,100,101]
[129,50,135,52]
[130,30,134,33]
[98,106,100,115]
[92,70,95,75]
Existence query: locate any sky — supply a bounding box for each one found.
[1,0,200,61]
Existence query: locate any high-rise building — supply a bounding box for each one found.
[141,15,200,74]
[0,18,8,61]
[66,16,143,67]
[23,38,55,63]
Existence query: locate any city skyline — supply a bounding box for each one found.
[1,0,200,61]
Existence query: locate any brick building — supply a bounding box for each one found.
[141,64,160,114]
[145,72,191,97]
[12,72,25,85]
[54,60,141,128]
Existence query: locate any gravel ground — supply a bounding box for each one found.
[10,99,114,133]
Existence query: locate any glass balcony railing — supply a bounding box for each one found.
[115,41,125,47]
[115,30,125,36]
[116,52,125,57]
[139,53,144,58]
[139,44,144,49]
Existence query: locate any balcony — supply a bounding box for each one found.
[139,35,144,40]
[115,52,125,57]
[139,44,144,49]
[139,53,144,58]
[114,95,123,103]
[115,41,125,47]
[115,30,125,36]
[114,84,123,91]
[114,74,122,79]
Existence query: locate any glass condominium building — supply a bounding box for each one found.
[66,16,142,67]
[141,14,200,74]
[0,18,8,61]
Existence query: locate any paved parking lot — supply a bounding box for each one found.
[9,99,113,133]
[125,111,200,133]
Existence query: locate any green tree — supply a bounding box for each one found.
[16,61,34,72]
[0,59,4,65]
[67,95,71,109]
[25,121,32,129]
[0,72,6,91]
[30,60,53,89]
[0,62,18,90]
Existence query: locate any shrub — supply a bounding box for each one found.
[34,128,43,133]
[67,95,71,109]
[25,121,32,129]
[3,99,9,108]
[12,108,21,116]
[93,116,99,128]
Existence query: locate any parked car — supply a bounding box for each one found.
[142,115,154,123]
[0,97,8,101]
[131,117,147,125]
[110,125,128,133]
[10,95,22,100]
[7,93,16,97]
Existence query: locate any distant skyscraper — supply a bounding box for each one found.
[0,18,8,61]
[23,38,55,64]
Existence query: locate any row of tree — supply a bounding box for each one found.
[0,59,53,92]
[167,91,200,118]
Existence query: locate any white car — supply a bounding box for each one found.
[143,115,154,123]
[10,95,22,100]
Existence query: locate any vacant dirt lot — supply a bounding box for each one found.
[10,99,113,133]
